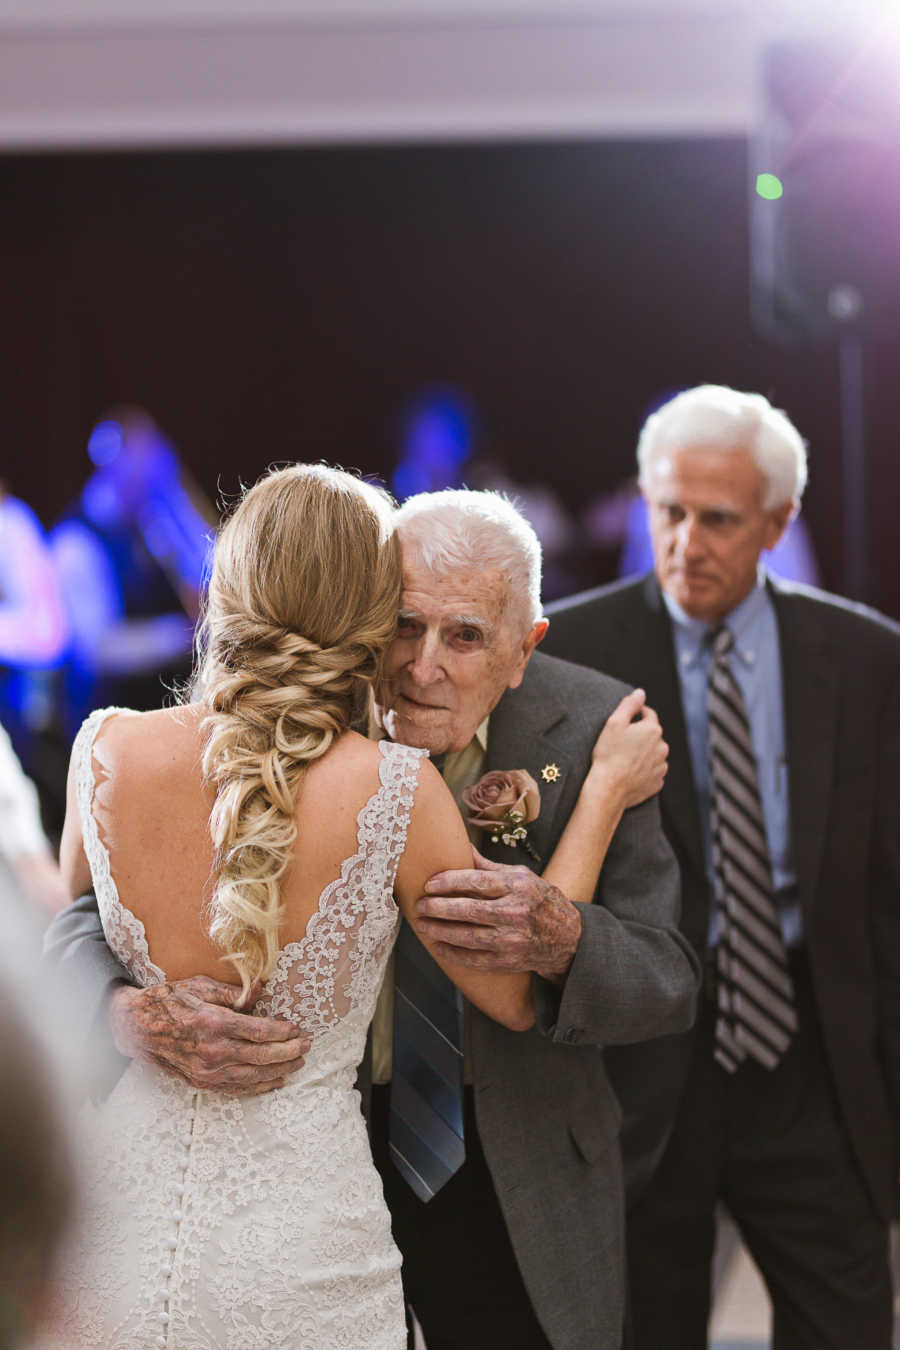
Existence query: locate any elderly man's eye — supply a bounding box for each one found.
[396,616,420,636]
[457,627,483,646]
[702,511,737,530]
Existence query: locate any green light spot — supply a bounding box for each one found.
[756,173,784,201]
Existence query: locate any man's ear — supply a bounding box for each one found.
[530,618,549,650]
[507,619,548,691]
[764,499,796,552]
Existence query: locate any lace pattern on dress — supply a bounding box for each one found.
[72,706,167,989]
[72,712,426,1032]
[51,722,423,1350]
[255,740,428,1035]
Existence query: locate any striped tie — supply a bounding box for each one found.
[708,625,797,1072]
[389,919,466,1201]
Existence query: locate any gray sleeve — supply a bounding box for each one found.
[43,893,132,1087]
[534,793,700,1048]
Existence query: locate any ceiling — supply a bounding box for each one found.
[0,0,894,148]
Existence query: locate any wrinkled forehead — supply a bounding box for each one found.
[399,551,517,631]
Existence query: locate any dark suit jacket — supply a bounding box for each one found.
[544,571,900,1221]
[44,648,700,1350]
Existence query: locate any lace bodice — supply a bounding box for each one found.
[52,707,424,1349]
[252,733,424,1045]
[73,706,425,1047]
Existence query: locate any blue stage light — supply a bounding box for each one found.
[87,419,123,466]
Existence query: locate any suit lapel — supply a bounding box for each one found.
[619,577,706,883]
[771,580,838,918]
[481,674,569,868]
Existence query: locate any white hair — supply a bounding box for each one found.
[393,489,543,634]
[636,385,808,509]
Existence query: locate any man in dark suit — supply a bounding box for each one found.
[45,488,699,1350]
[544,384,900,1348]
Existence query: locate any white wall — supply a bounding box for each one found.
[0,0,893,149]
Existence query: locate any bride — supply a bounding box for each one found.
[46,464,665,1350]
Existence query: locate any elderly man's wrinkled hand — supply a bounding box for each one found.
[108,977,310,1096]
[415,850,582,983]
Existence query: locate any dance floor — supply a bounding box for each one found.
[413,1219,900,1349]
[710,1219,900,1350]
[709,1224,769,1350]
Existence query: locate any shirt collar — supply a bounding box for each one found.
[663,569,769,671]
[368,704,490,754]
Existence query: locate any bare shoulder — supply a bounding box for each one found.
[90,704,206,780]
[331,735,442,805]
[398,755,468,864]
[306,728,386,782]
[297,730,395,821]
[296,734,440,844]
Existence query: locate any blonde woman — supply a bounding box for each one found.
[47,466,665,1350]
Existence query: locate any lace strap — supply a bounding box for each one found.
[254,740,429,1033]
[72,705,167,988]
[72,706,125,839]
[372,740,429,884]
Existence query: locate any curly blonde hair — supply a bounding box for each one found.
[193,465,400,1000]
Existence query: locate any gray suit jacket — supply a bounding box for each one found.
[44,648,699,1350]
[466,649,698,1349]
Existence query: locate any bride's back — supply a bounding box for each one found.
[50,464,426,1350]
[88,703,391,987]
[60,463,408,1014]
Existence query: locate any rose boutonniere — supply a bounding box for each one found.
[461,769,542,862]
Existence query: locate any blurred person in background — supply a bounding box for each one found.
[0,858,75,1350]
[0,487,67,679]
[390,387,476,501]
[0,486,68,801]
[0,722,68,918]
[584,479,821,587]
[392,386,582,598]
[583,387,821,590]
[466,456,582,598]
[546,384,900,1349]
[49,407,215,737]
[0,978,75,1349]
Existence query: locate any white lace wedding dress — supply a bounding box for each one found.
[48,707,425,1350]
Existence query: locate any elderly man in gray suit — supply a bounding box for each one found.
[45,488,700,1350]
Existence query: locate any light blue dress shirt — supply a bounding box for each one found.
[663,572,801,947]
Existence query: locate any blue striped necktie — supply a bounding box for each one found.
[389,752,467,1202]
[389,921,466,1201]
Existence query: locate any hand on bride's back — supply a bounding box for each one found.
[589,687,668,809]
[108,977,310,1094]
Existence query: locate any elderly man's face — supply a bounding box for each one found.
[643,444,793,624]
[379,546,546,755]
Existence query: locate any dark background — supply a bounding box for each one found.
[3,136,899,614]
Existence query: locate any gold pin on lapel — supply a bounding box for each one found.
[540,763,561,783]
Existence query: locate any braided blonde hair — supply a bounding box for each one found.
[193,465,401,1001]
